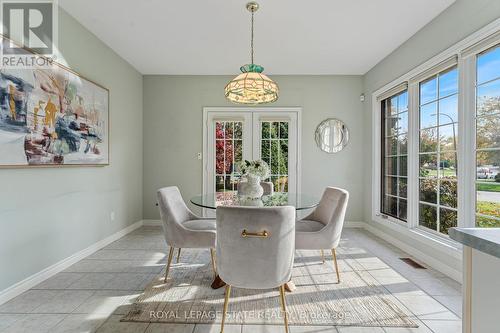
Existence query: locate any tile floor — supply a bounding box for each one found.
[0,226,462,333]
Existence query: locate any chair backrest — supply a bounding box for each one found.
[260,181,274,195]
[307,187,349,248]
[216,206,295,289]
[157,186,194,247]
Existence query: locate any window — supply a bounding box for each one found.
[418,67,459,235]
[373,23,500,246]
[215,121,243,203]
[261,121,289,192]
[381,90,408,222]
[475,44,500,227]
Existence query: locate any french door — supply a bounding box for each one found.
[203,107,301,205]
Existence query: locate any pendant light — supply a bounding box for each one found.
[224,2,278,104]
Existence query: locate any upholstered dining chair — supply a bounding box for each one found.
[157,186,217,283]
[295,187,349,283]
[216,206,295,333]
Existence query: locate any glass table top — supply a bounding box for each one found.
[190,192,319,210]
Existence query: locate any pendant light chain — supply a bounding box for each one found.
[251,10,254,64]
[224,2,278,104]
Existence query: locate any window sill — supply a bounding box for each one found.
[372,214,462,260]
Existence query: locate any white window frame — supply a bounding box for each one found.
[411,60,459,237]
[378,87,410,228]
[371,18,500,250]
[203,107,302,198]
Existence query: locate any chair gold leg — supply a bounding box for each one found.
[279,285,289,333]
[176,248,181,263]
[210,248,217,278]
[164,246,174,283]
[220,285,231,333]
[320,249,325,264]
[331,248,340,283]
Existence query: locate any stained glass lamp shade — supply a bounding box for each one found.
[225,64,278,104]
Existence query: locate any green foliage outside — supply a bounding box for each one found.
[477,181,500,192]
[261,122,289,191]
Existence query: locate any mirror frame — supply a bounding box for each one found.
[314,118,349,153]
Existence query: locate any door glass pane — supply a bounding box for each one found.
[260,121,289,192]
[215,120,243,204]
[476,44,500,227]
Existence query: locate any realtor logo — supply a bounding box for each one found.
[1,0,57,67]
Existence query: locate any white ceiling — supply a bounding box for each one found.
[59,0,455,75]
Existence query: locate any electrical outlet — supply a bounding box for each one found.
[197,152,202,160]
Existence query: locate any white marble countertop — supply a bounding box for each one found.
[449,228,500,259]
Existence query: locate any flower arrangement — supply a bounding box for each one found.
[237,159,270,179]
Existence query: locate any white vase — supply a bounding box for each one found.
[238,174,263,199]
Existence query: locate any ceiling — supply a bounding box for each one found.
[59,0,455,75]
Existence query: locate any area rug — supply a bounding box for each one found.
[121,249,417,327]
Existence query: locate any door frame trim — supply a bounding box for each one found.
[202,107,302,205]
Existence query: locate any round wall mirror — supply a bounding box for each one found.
[315,118,349,153]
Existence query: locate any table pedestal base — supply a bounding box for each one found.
[211,275,295,292]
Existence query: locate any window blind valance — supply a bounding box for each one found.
[376,82,408,102]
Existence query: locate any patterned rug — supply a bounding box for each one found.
[121,249,417,327]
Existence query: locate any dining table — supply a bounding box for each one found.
[190,191,320,291]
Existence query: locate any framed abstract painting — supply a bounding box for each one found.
[0,40,109,167]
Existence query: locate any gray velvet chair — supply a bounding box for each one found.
[216,206,295,333]
[157,186,217,283]
[295,187,349,283]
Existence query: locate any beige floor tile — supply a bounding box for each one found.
[32,272,85,289]
[1,313,67,333]
[0,290,59,313]
[420,320,461,333]
[145,323,195,333]
[194,323,242,333]
[73,290,142,315]
[242,325,287,333]
[0,314,24,331]
[291,325,338,332]
[383,318,432,332]
[32,290,95,313]
[50,313,108,333]
[337,327,384,332]
[95,314,149,333]
[395,295,459,320]
[67,273,117,289]
[432,296,462,318]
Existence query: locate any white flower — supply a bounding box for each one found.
[237,159,270,179]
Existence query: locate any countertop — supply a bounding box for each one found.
[449,228,500,259]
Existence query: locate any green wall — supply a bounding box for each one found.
[0,9,143,291]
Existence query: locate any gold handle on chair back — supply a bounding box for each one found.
[241,229,269,238]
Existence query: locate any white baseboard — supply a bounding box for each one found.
[142,219,162,226]
[361,222,462,283]
[0,220,144,306]
[345,221,365,228]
